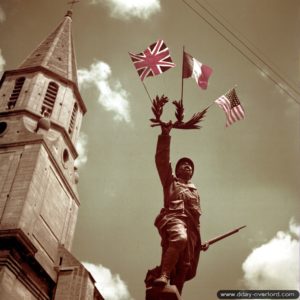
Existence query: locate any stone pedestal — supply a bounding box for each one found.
[146,285,182,300]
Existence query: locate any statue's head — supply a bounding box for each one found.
[175,157,194,181]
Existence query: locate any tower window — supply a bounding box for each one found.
[7,77,25,109]
[41,81,58,117]
[63,149,69,163]
[68,102,78,135]
[0,122,8,136]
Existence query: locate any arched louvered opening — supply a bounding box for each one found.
[41,82,58,117]
[7,77,25,109]
[68,102,78,135]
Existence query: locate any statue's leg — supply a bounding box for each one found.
[153,222,187,286]
[172,264,189,294]
[153,246,180,286]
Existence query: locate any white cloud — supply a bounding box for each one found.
[90,0,161,20]
[242,219,300,290]
[78,61,131,123]
[82,262,134,300]
[0,5,5,23]
[0,49,6,75]
[75,132,88,167]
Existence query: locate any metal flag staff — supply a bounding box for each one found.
[67,0,80,10]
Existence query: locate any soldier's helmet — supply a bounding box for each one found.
[175,157,194,177]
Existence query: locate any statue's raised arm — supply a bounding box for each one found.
[155,121,173,188]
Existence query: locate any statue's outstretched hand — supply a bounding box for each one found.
[161,121,173,136]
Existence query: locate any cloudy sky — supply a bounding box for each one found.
[0,0,299,299]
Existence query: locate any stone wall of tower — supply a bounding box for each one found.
[0,227,55,300]
[0,140,79,279]
[0,266,39,300]
[53,247,104,300]
[0,67,84,284]
[0,70,83,146]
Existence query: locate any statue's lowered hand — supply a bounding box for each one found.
[201,242,210,252]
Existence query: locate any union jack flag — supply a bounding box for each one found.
[215,88,245,127]
[129,40,176,81]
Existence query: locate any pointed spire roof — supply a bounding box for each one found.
[19,10,78,84]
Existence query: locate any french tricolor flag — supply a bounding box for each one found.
[182,51,213,90]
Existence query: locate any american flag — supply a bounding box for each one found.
[129,40,175,81]
[215,88,245,127]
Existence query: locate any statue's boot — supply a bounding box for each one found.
[153,247,179,287]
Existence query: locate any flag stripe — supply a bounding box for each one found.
[182,51,212,90]
[198,64,213,89]
[183,52,194,78]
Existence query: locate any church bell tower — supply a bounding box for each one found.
[0,10,103,300]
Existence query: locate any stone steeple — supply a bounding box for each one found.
[0,9,86,147]
[19,10,78,85]
[0,10,104,300]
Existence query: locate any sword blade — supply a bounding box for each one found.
[201,225,246,250]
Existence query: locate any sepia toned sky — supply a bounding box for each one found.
[0,1,299,299]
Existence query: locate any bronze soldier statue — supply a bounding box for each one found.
[145,98,246,297]
[148,121,208,295]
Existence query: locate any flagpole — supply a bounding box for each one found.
[208,102,215,109]
[180,46,185,105]
[142,81,153,104]
[128,51,153,104]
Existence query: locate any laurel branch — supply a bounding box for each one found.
[150,95,208,130]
